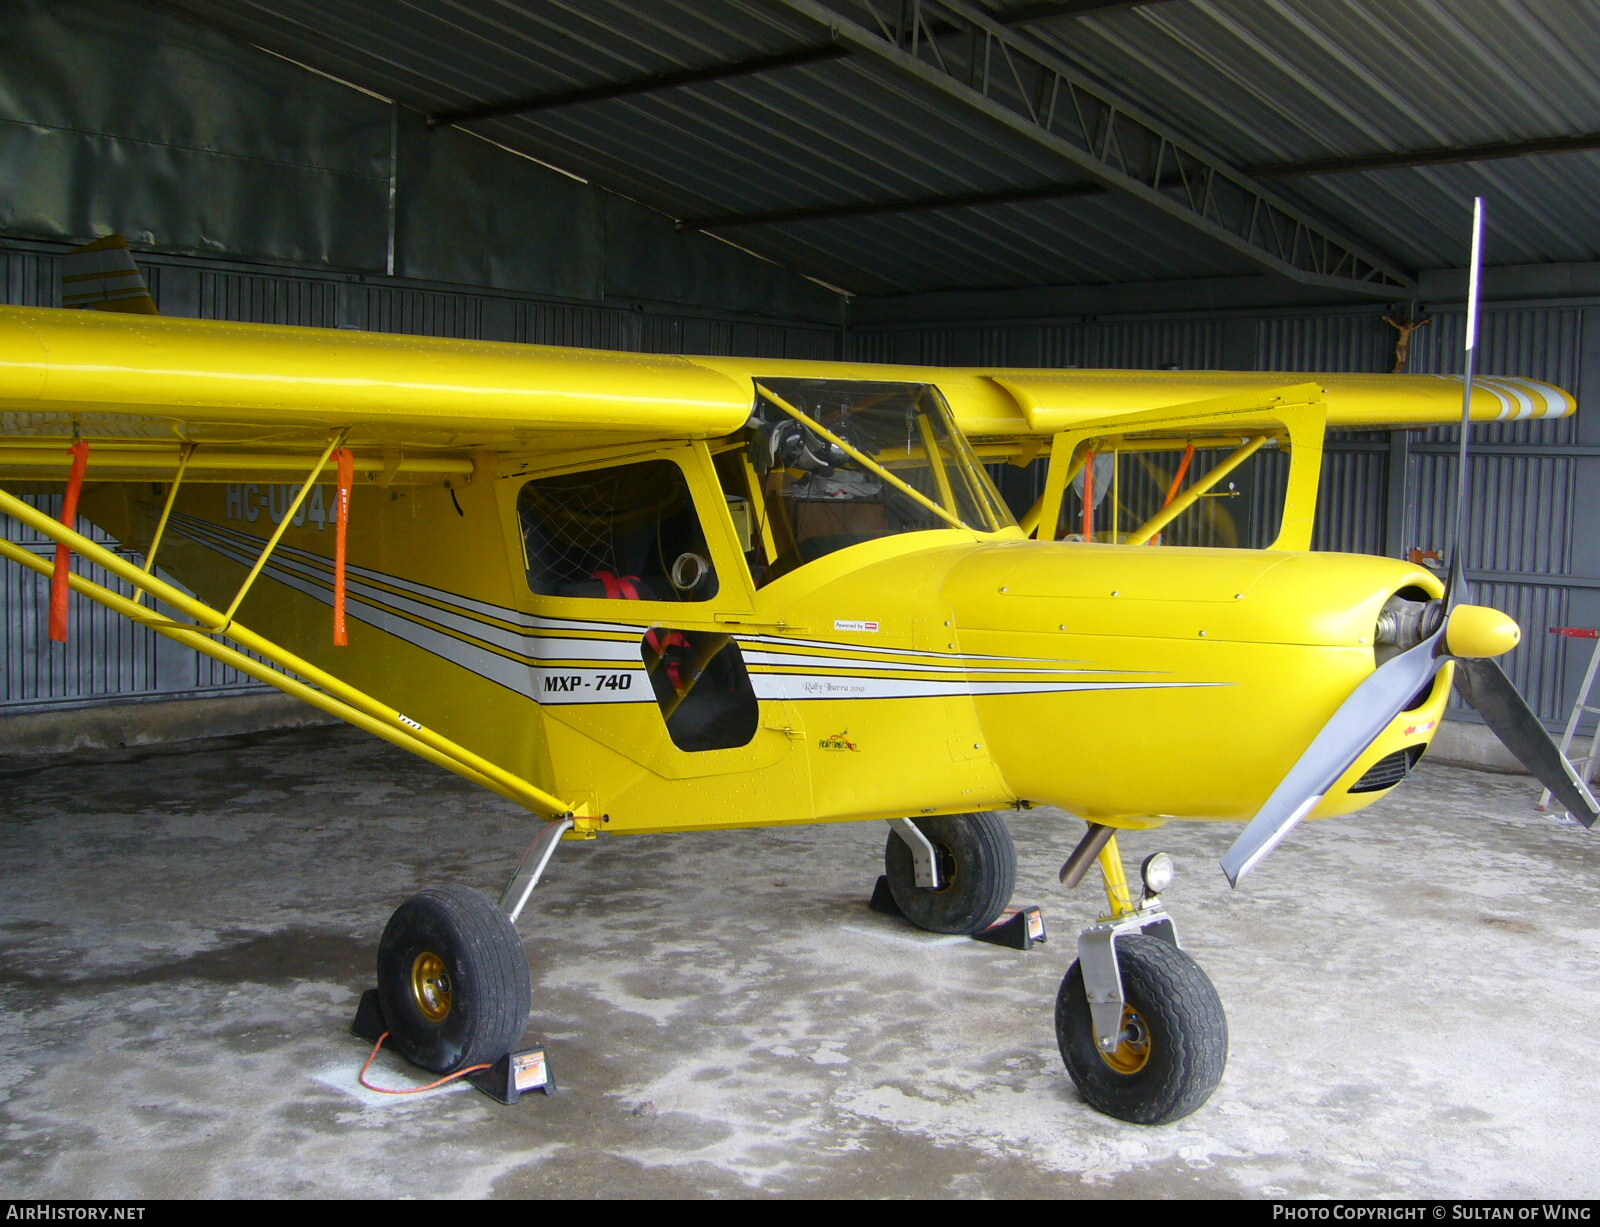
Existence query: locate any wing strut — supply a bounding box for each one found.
[0,485,578,823]
[213,431,347,633]
[133,442,196,607]
[334,446,354,646]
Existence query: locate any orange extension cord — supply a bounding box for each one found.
[358,1031,491,1096]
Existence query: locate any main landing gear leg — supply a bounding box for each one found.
[357,818,573,1083]
[1055,825,1228,1125]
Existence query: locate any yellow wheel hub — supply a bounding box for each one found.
[1098,1004,1152,1074]
[410,951,453,1022]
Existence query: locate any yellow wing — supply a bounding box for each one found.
[0,304,1575,486]
[0,306,752,482]
[979,368,1571,434]
[691,354,1572,436]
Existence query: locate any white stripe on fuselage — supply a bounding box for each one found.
[169,513,1224,706]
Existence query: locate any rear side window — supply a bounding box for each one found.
[642,628,758,752]
[519,459,719,601]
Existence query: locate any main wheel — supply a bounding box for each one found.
[1055,934,1227,1124]
[883,812,1016,934]
[375,885,532,1074]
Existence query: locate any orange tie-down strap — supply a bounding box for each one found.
[593,570,687,689]
[48,439,91,643]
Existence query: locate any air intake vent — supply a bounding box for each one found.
[1348,746,1421,794]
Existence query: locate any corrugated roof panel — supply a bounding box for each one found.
[172,0,823,115]
[720,191,1259,295]
[164,0,1600,294]
[1269,156,1600,269]
[1008,0,1600,163]
[475,57,1080,220]
[1008,0,1600,269]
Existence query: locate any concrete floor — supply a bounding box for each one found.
[1,725,1598,1199]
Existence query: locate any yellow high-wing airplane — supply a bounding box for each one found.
[0,302,1591,1125]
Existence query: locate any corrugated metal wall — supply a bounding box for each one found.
[0,242,843,713]
[853,318,1230,370]
[854,301,1599,727]
[1,493,269,709]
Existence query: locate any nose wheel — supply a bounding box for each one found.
[1053,829,1228,1124]
[1056,933,1227,1124]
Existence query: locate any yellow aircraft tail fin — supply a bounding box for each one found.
[61,234,159,314]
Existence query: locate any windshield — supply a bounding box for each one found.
[740,379,1014,582]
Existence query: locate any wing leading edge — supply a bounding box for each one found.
[0,305,1574,471]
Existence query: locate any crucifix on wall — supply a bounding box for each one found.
[1383,312,1431,374]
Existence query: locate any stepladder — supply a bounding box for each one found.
[1539,626,1600,820]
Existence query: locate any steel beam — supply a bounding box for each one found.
[1248,132,1600,179]
[1006,0,1175,24]
[767,0,1415,296]
[427,1,1174,129]
[681,182,1103,231]
[685,124,1600,232]
[428,45,848,129]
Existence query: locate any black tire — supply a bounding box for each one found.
[1055,934,1227,1125]
[375,885,532,1074]
[883,812,1016,934]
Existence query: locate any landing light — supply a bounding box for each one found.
[1140,852,1175,897]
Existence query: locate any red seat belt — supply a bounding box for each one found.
[594,570,687,689]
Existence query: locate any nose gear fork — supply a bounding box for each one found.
[1072,831,1179,1053]
[1055,825,1228,1124]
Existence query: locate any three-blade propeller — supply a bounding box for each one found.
[1221,199,1599,886]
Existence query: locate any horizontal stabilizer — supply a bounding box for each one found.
[61,235,158,315]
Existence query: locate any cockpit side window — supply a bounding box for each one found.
[518,459,719,601]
